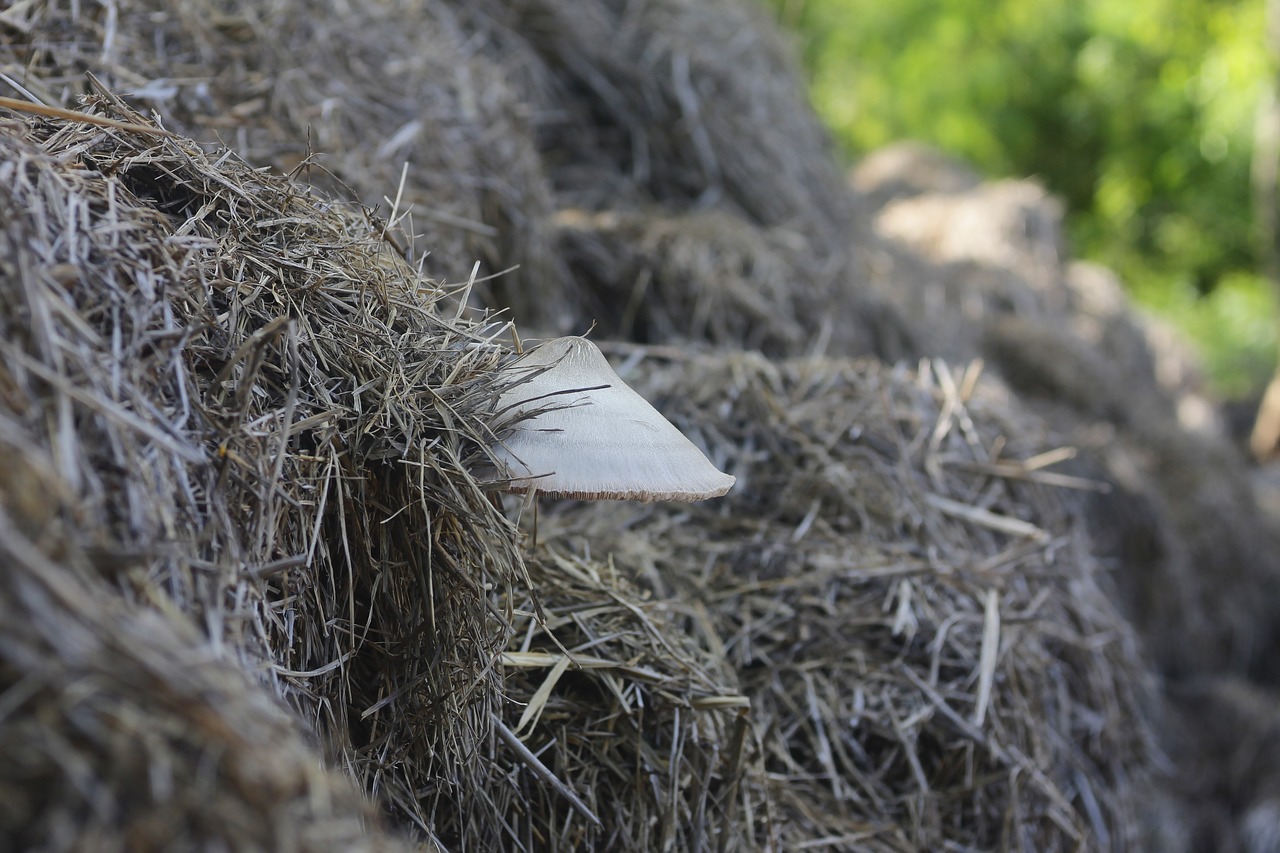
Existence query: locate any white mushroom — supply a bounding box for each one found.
[491,337,735,502]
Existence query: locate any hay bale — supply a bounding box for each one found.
[496,550,761,850]
[862,173,1216,434]
[4,0,563,312]
[554,208,825,353]
[858,153,1280,843]
[0,92,775,849]
[0,99,526,845]
[857,160,1280,684]
[0,449,411,852]
[539,348,1156,850]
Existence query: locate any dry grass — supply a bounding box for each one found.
[0,91,530,846]
[0,447,410,853]
[2,0,562,318]
[496,550,757,850]
[539,348,1156,851]
[0,87,765,851]
[0,1,1205,850]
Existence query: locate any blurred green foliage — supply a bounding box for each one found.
[769,0,1276,397]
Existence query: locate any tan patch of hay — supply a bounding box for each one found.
[876,180,1066,279]
[851,141,983,208]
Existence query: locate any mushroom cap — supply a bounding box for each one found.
[492,337,735,502]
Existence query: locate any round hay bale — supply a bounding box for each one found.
[539,347,1158,850]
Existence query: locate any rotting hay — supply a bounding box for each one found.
[0,99,759,851]
[0,90,1163,849]
[536,348,1157,851]
[552,204,917,358]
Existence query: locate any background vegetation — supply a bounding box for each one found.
[769,0,1276,397]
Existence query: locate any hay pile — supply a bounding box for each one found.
[540,350,1154,850]
[3,0,911,357]
[0,89,763,849]
[859,141,1280,844]
[0,97,514,847]
[0,0,1231,849]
